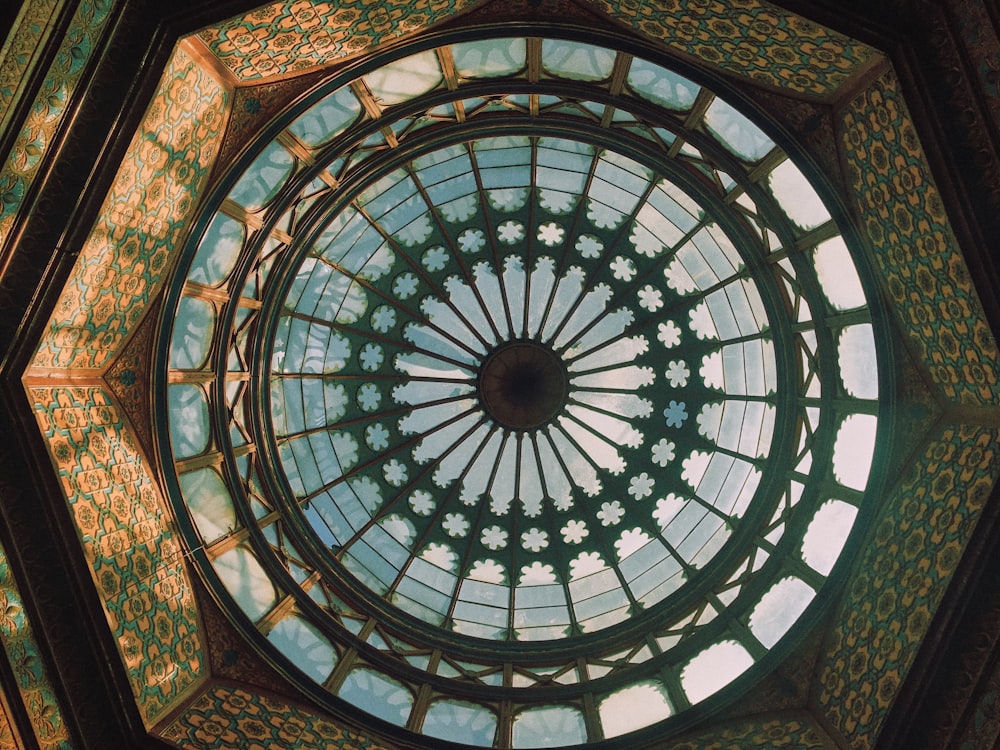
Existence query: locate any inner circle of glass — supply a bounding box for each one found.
[163,31,881,747]
[269,132,783,644]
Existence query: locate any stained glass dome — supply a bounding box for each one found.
[161,30,881,747]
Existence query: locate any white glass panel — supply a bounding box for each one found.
[767,160,830,230]
[838,323,878,399]
[228,141,295,209]
[267,614,337,683]
[748,576,815,648]
[214,546,278,620]
[813,236,867,310]
[512,705,587,748]
[169,296,215,370]
[290,86,362,146]
[168,384,210,458]
[364,50,442,105]
[338,668,413,726]
[188,212,244,286]
[832,413,878,490]
[704,98,775,162]
[627,58,699,110]
[681,640,754,703]
[541,40,614,80]
[424,700,498,747]
[454,38,526,77]
[179,468,236,543]
[802,499,858,575]
[599,681,673,738]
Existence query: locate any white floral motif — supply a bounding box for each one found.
[482,525,508,550]
[409,490,434,516]
[628,472,654,500]
[458,228,485,253]
[657,320,681,348]
[383,459,408,486]
[521,528,549,552]
[357,383,381,411]
[651,439,676,467]
[359,343,383,371]
[610,255,636,281]
[561,519,589,544]
[537,222,564,246]
[497,220,525,244]
[576,234,604,259]
[665,360,690,387]
[597,500,625,526]
[638,284,663,311]
[393,273,418,299]
[443,513,469,537]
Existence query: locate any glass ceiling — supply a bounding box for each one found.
[161,33,879,748]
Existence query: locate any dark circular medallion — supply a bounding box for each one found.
[478,341,568,429]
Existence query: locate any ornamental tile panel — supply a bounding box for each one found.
[159,683,393,749]
[596,0,877,96]
[0,0,113,249]
[29,386,204,726]
[0,540,71,750]
[840,69,1000,405]
[818,424,1000,747]
[667,715,828,749]
[197,0,480,82]
[29,45,228,371]
[0,0,62,130]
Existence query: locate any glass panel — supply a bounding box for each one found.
[801,499,858,575]
[681,640,754,703]
[364,50,442,105]
[838,323,878,399]
[290,86,362,146]
[599,681,673,738]
[704,97,775,162]
[512,705,587,748]
[748,576,815,648]
[423,700,498,747]
[338,668,413,726]
[267,614,338,683]
[627,58,699,110]
[813,236,866,310]
[541,40,614,80]
[767,160,830,230]
[832,414,878,491]
[168,384,210,458]
[454,38,526,77]
[214,546,278,620]
[179,468,236,543]
[169,296,215,370]
[228,141,295,210]
[188,212,245,286]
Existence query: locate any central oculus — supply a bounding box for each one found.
[477,341,568,430]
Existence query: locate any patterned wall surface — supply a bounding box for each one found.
[197,0,480,81]
[0,0,62,131]
[29,44,229,372]
[0,0,113,249]
[818,423,1000,747]
[840,69,1000,406]
[667,715,829,750]
[0,540,70,750]
[160,683,393,750]
[597,0,877,96]
[29,385,204,726]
